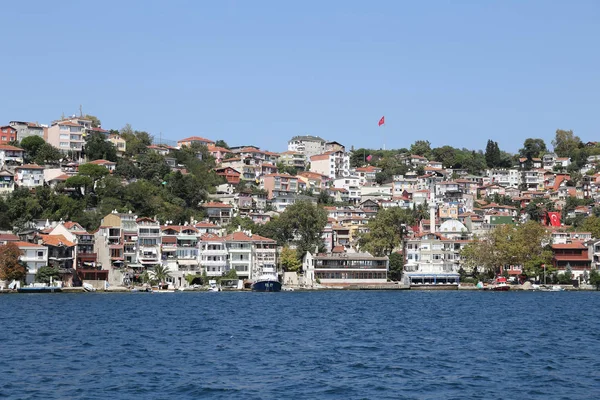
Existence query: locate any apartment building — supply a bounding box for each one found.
[46,121,85,161]
[9,121,45,141]
[288,135,327,160]
[0,145,24,167]
[0,126,17,144]
[14,164,44,188]
[309,150,350,179]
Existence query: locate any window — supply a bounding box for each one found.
[37,251,44,258]
[60,134,69,139]
[60,142,69,147]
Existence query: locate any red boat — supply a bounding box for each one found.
[492,276,510,291]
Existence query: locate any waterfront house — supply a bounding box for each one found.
[39,234,75,286]
[550,242,591,280]
[302,251,389,287]
[16,241,48,284]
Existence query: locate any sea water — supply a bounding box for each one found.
[1,291,599,399]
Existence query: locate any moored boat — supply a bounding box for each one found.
[492,276,510,291]
[252,265,281,292]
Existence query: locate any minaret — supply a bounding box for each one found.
[429,189,436,234]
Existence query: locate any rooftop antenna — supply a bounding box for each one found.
[79,104,83,117]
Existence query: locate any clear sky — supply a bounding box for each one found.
[1,0,599,153]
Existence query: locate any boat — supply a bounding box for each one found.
[18,284,62,293]
[251,265,282,292]
[207,280,220,292]
[492,276,510,291]
[82,283,96,292]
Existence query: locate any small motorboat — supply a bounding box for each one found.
[492,276,510,291]
[207,280,220,292]
[82,283,96,292]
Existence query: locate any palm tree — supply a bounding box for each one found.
[151,264,172,285]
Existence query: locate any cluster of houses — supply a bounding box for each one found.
[2,115,600,288]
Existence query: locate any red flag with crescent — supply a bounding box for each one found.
[378,116,385,126]
[548,212,561,227]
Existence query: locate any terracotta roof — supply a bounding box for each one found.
[57,121,82,127]
[161,225,199,233]
[15,241,46,248]
[199,233,224,241]
[15,164,44,170]
[203,202,233,208]
[207,145,232,153]
[265,173,296,178]
[195,222,218,228]
[49,174,70,181]
[39,234,75,247]
[552,242,586,249]
[177,136,215,144]
[0,145,23,151]
[87,127,109,133]
[355,166,381,172]
[222,231,275,242]
[0,234,19,242]
[88,159,116,165]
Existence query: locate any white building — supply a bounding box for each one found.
[15,164,44,188]
[16,241,48,284]
[310,150,350,179]
[302,251,388,287]
[288,135,327,160]
[333,176,361,204]
[485,169,521,188]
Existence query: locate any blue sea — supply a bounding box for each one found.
[1,291,600,399]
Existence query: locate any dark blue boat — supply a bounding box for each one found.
[251,265,282,292]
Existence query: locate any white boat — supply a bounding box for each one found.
[82,283,96,292]
[208,280,220,292]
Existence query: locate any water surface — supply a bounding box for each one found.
[1,291,599,399]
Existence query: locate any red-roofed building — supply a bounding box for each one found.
[86,159,116,172]
[215,166,241,185]
[15,241,48,284]
[0,126,17,144]
[551,242,591,278]
[177,136,215,148]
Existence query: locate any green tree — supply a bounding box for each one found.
[34,143,62,164]
[137,152,171,183]
[580,215,600,239]
[83,114,101,128]
[35,266,60,284]
[151,264,172,285]
[214,140,229,149]
[552,129,582,158]
[359,208,414,256]
[0,243,27,283]
[519,138,547,160]
[115,158,141,180]
[283,201,327,257]
[410,140,431,158]
[280,247,301,271]
[388,252,404,281]
[589,269,600,290]
[85,132,117,162]
[79,163,110,183]
[120,124,153,156]
[485,140,502,168]
[19,135,45,162]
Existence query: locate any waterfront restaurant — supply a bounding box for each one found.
[302,251,388,286]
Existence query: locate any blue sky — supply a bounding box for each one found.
[1,0,599,152]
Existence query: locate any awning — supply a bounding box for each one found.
[177,260,199,266]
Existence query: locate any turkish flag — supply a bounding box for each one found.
[548,212,561,227]
[378,116,385,126]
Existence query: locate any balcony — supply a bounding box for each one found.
[201,260,227,266]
